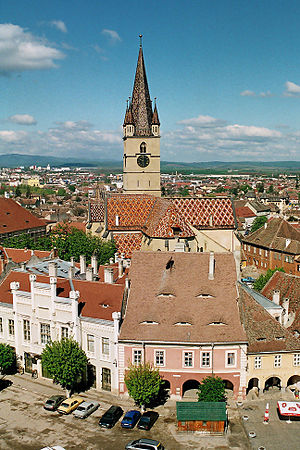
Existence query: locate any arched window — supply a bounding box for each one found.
[140,142,146,153]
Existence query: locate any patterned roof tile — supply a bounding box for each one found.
[172,197,235,228]
[113,232,143,258]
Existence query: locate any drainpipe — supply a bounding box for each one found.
[211,343,214,376]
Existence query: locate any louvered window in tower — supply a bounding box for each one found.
[140,142,146,153]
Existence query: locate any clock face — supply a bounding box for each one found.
[137,154,150,168]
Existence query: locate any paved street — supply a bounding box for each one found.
[238,390,300,450]
[0,374,252,450]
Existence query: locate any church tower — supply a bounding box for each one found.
[123,36,161,197]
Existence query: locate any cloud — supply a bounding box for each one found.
[240,90,256,97]
[0,130,28,143]
[240,89,273,98]
[8,114,37,125]
[284,81,300,97]
[178,115,227,128]
[50,20,67,33]
[101,29,121,43]
[0,23,65,74]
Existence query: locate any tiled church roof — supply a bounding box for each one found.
[130,44,154,136]
[113,232,143,258]
[171,197,235,229]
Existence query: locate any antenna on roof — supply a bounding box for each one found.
[139,34,143,48]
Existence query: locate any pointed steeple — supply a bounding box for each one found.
[130,36,153,136]
[152,98,160,125]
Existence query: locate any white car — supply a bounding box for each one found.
[40,446,66,450]
[73,400,100,419]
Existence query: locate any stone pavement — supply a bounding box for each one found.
[1,373,252,449]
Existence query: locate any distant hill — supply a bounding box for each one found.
[1,153,300,172]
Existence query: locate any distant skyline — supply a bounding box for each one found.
[2,0,300,162]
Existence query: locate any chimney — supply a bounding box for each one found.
[264,222,267,229]
[70,257,75,267]
[86,267,93,282]
[273,290,280,305]
[104,267,114,284]
[118,259,123,278]
[208,251,215,280]
[174,241,185,252]
[48,262,57,277]
[109,257,114,265]
[115,215,119,226]
[125,277,130,290]
[68,265,75,279]
[91,255,98,275]
[21,262,26,271]
[50,277,57,301]
[80,255,86,274]
[114,252,119,263]
[53,247,58,257]
[282,298,290,326]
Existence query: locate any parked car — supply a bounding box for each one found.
[137,411,159,430]
[99,405,123,428]
[125,438,164,450]
[73,400,100,419]
[241,276,255,284]
[57,396,84,415]
[121,410,141,429]
[44,395,66,411]
[40,446,66,450]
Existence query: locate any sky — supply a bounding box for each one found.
[1,0,300,162]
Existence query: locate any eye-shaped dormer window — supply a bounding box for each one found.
[140,142,147,153]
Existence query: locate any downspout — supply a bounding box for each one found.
[211,343,214,376]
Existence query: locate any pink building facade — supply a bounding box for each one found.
[119,342,247,399]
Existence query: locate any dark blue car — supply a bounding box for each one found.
[121,410,141,429]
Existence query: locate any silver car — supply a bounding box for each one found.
[73,400,100,419]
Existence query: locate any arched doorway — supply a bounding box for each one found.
[264,376,281,391]
[182,379,200,397]
[223,379,234,398]
[247,377,259,394]
[287,375,300,387]
[162,379,171,391]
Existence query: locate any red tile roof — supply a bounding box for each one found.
[0,198,46,235]
[0,271,124,321]
[119,252,246,343]
[238,284,300,352]
[262,271,300,334]
[107,195,156,231]
[171,198,235,229]
[1,247,51,263]
[113,233,143,258]
[243,218,300,254]
[235,206,256,219]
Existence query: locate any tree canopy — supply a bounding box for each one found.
[41,338,88,396]
[2,224,116,265]
[197,376,226,402]
[250,215,268,233]
[0,344,15,377]
[125,363,162,408]
[253,267,285,292]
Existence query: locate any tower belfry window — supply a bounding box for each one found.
[140,142,147,153]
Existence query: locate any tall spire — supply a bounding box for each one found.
[130,36,153,136]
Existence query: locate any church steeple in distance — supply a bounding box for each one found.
[123,36,161,197]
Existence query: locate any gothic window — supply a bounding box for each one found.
[140,142,146,153]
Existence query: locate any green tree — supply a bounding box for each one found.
[26,185,31,198]
[15,186,21,197]
[267,185,274,194]
[57,188,66,196]
[250,215,268,233]
[69,185,76,193]
[197,376,226,402]
[0,344,15,378]
[41,338,88,396]
[257,182,264,193]
[125,363,162,409]
[253,267,285,292]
